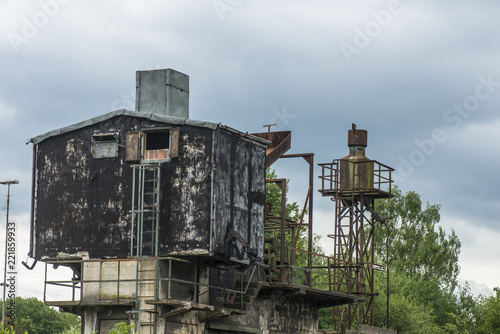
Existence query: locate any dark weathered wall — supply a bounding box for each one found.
[212,130,266,262]
[32,115,265,261]
[209,296,319,333]
[32,115,212,259]
[257,298,318,333]
[348,325,398,334]
[158,125,212,256]
[33,116,136,259]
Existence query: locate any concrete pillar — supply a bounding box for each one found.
[83,308,98,334]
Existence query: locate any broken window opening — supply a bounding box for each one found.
[93,134,117,142]
[92,132,119,159]
[144,130,171,161]
[145,131,170,150]
[126,128,180,162]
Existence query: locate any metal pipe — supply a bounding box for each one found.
[139,166,145,256]
[21,259,37,270]
[168,259,172,299]
[382,221,391,329]
[131,166,136,256]
[154,166,160,257]
[43,262,48,304]
[30,145,36,258]
[1,180,18,328]
[307,154,314,286]
[72,271,76,302]
[279,180,286,284]
[117,261,121,300]
[194,264,198,303]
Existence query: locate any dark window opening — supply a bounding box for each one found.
[92,132,119,159]
[93,134,117,142]
[146,131,170,150]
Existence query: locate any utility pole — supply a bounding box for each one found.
[0,180,19,328]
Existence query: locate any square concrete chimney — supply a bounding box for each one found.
[135,69,189,118]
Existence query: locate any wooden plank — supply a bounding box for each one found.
[125,131,141,162]
[170,127,180,158]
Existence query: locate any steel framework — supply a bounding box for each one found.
[319,159,393,330]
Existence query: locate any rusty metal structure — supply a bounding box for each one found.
[25,69,368,334]
[319,124,393,330]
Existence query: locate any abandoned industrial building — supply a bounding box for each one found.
[25,69,395,333]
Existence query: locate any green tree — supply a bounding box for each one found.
[1,297,79,334]
[373,270,459,333]
[477,288,500,333]
[108,322,136,334]
[0,324,21,334]
[374,186,461,291]
[265,168,301,221]
[369,187,474,332]
[448,283,483,333]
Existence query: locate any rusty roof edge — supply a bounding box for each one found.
[29,109,267,145]
[217,124,271,146]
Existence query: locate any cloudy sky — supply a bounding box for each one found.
[0,0,499,299]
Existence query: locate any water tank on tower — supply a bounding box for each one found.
[339,124,374,192]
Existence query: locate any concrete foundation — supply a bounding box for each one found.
[347,325,397,334]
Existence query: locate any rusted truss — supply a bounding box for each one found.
[318,158,393,330]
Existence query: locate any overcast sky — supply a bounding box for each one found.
[0,0,499,299]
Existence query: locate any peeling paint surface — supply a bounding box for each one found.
[33,116,173,258]
[212,130,266,261]
[32,115,266,261]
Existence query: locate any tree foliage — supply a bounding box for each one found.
[477,288,500,333]
[0,297,79,334]
[374,186,461,291]
[369,187,500,333]
[0,325,19,334]
[373,270,460,333]
[265,168,301,221]
[108,322,136,334]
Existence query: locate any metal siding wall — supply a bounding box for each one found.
[249,147,266,259]
[34,126,132,259]
[212,130,266,261]
[158,126,212,255]
[33,116,207,260]
[212,131,232,257]
[32,115,263,261]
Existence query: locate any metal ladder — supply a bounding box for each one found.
[130,164,161,257]
[130,260,157,334]
[129,164,161,333]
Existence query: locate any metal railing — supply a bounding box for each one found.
[318,159,393,197]
[260,247,365,294]
[43,257,254,309]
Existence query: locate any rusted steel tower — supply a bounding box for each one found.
[319,124,393,330]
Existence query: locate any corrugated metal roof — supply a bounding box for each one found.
[29,109,270,146]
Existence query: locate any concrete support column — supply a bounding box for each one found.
[198,266,210,305]
[83,308,98,334]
